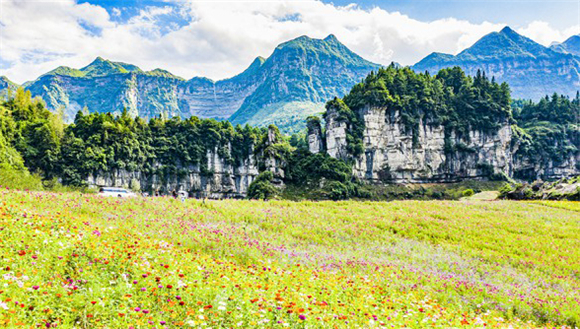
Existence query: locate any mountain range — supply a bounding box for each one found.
[413,27,580,100]
[2,35,380,133]
[2,27,580,132]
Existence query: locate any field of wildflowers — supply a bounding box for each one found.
[0,189,579,328]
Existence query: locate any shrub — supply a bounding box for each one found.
[324,180,350,200]
[247,171,279,200]
[0,166,44,191]
[462,189,475,197]
[498,183,514,199]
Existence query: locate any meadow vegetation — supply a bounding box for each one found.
[1,190,579,327]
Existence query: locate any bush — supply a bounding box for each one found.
[462,189,475,197]
[0,166,44,191]
[498,183,514,199]
[286,149,352,184]
[247,171,279,200]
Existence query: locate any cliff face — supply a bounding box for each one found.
[312,105,514,183]
[85,127,284,198]
[513,152,580,181]
[87,148,259,198]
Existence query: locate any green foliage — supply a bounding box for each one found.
[328,65,512,151]
[286,148,352,183]
[462,189,475,197]
[59,111,267,187]
[0,166,44,191]
[512,93,579,179]
[247,171,279,200]
[0,89,275,191]
[0,88,62,177]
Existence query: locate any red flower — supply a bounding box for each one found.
[18,250,26,256]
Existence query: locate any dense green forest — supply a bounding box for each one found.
[0,66,578,198]
[0,89,282,192]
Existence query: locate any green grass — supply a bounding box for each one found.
[1,190,579,327]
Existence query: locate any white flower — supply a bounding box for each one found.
[0,302,8,310]
[218,306,226,311]
[198,315,205,320]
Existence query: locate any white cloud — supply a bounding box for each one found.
[0,0,577,84]
[517,21,579,45]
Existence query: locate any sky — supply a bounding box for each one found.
[0,0,579,84]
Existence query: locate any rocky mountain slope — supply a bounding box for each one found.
[413,27,580,100]
[228,35,381,131]
[0,76,18,99]
[551,35,580,57]
[3,36,380,132]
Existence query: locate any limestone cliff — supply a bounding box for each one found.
[311,105,514,183]
[513,152,580,181]
[85,127,284,198]
[87,148,259,198]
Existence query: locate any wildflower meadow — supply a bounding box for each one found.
[0,189,579,327]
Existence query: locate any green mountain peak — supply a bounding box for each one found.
[80,57,142,77]
[144,68,184,80]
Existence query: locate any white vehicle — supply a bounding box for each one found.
[98,187,137,198]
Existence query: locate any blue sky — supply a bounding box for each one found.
[1,0,578,83]
[324,0,578,30]
[78,0,580,30]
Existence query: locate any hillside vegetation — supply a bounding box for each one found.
[1,65,578,198]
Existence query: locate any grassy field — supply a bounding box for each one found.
[0,190,579,328]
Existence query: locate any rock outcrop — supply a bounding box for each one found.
[306,118,325,154]
[513,153,580,181]
[86,127,283,198]
[311,105,514,183]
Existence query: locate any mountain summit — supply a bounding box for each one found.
[3,35,379,132]
[228,35,381,128]
[413,26,580,100]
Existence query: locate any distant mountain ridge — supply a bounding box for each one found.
[2,35,380,132]
[550,35,580,57]
[413,26,580,100]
